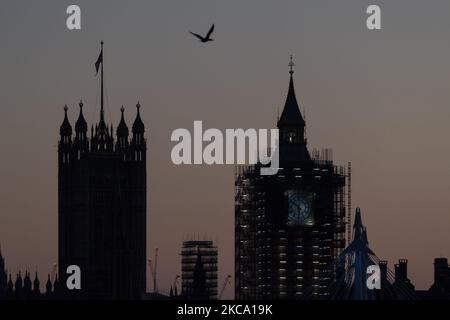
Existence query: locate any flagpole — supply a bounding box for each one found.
[100,40,104,121]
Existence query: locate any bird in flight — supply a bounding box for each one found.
[189,24,215,43]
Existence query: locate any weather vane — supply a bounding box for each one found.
[288,55,295,75]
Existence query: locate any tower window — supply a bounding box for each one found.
[288,131,296,143]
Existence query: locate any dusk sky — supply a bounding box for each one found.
[2,0,450,298]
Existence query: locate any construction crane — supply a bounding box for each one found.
[147,248,159,293]
[147,259,153,290]
[218,275,232,299]
[51,263,57,282]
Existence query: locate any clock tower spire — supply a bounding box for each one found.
[277,55,311,164]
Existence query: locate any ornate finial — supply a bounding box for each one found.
[136,101,141,109]
[120,105,125,113]
[64,104,68,112]
[288,54,295,76]
[79,100,83,108]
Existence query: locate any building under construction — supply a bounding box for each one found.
[235,58,349,300]
[181,240,218,300]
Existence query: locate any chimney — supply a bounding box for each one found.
[433,258,449,286]
[379,260,388,282]
[395,259,408,282]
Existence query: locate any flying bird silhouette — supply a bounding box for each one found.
[189,24,215,43]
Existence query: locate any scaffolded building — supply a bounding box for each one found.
[235,59,348,300]
[181,240,218,300]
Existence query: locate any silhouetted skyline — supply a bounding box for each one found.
[2,1,450,299]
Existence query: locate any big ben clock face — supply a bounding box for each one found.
[286,190,314,226]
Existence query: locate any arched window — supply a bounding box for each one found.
[288,131,296,143]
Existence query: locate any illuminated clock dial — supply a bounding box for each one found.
[286,190,314,226]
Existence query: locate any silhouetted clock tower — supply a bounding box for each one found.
[235,57,348,299]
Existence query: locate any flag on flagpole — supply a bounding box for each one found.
[95,49,103,75]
